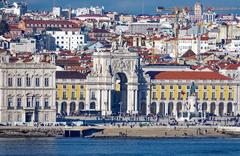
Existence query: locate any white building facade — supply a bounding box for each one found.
[0,56,56,123]
[46,31,86,51]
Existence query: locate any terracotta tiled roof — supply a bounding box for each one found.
[151,71,232,80]
[181,49,196,58]
[92,28,110,33]
[23,19,79,28]
[223,64,240,70]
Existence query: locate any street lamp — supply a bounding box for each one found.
[104,102,107,117]
[119,101,122,117]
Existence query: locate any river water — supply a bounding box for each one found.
[0,137,240,156]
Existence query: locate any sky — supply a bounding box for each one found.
[19,0,240,14]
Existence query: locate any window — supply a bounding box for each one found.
[152,92,157,99]
[8,114,12,122]
[17,98,21,108]
[17,114,21,122]
[8,98,13,107]
[80,92,84,100]
[45,78,49,87]
[17,78,22,87]
[178,92,182,99]
[90,102,96,109]
[204,92,207,99]
[220,92,224,100]
[161,86,165,89]
[8,78,12,87]
[35,78,40,87]
[26,77,31,87]
[152,84,156,89]
[44,114,49,122]
[72,92,75,99]
[170,92,173,99]
[229,92,232,99]
[212,92,216,99]
[178,86,182,89]
[27,97,31,107]
[91,91,96,100]
[170,86,173,89]
[44,98,49,108]
[36,97,40,108]
[161,92,165,99]
[63,91,67,99]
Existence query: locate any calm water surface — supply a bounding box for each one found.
[0,137,240,156]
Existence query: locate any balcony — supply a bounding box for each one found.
[35,106,42,110]
[91,97,97,100]
[44,106,51,110]
[80,97,85,100]
[152,97,158,100]
[7,106,14,110]
[17,106,23,110]
[71,97,77,100]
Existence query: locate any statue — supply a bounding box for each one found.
[111,40,117,51]
[190,82,196,96]
[123,41,128,49]
[118,34,123,47]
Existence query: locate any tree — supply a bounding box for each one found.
[0,20,9,35]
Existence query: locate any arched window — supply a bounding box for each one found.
[90,102,96,109]
[79,102,84,110]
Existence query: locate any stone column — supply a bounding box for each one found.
[108,90,111,113]
[173,102,177,117]
[223,103,227,116]
[85,89,90,110]
[215,104,219,116]
[127,89,132,113]
[146,89,151,115]
[156,102,160,115]
[97,90,101,111]
[206,102,211,114]
[66,103,70,116]
[75,101,79,112]
[165,102,169,116]
[57,102,61,114]
[134,90,138,114]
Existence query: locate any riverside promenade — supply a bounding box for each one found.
[1,115,240,138]
[0,125,239,138]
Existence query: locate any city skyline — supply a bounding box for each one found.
[25,0,240,14]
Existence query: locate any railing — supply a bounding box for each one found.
[35,106,42,110]
[71,97,77,100]
[44,106,51,110]
[80,97,85,100]
[7,106,14,110]
[17,106,23,110]
[91,97,97,100]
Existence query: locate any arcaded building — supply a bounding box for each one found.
[56,45,240,117]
